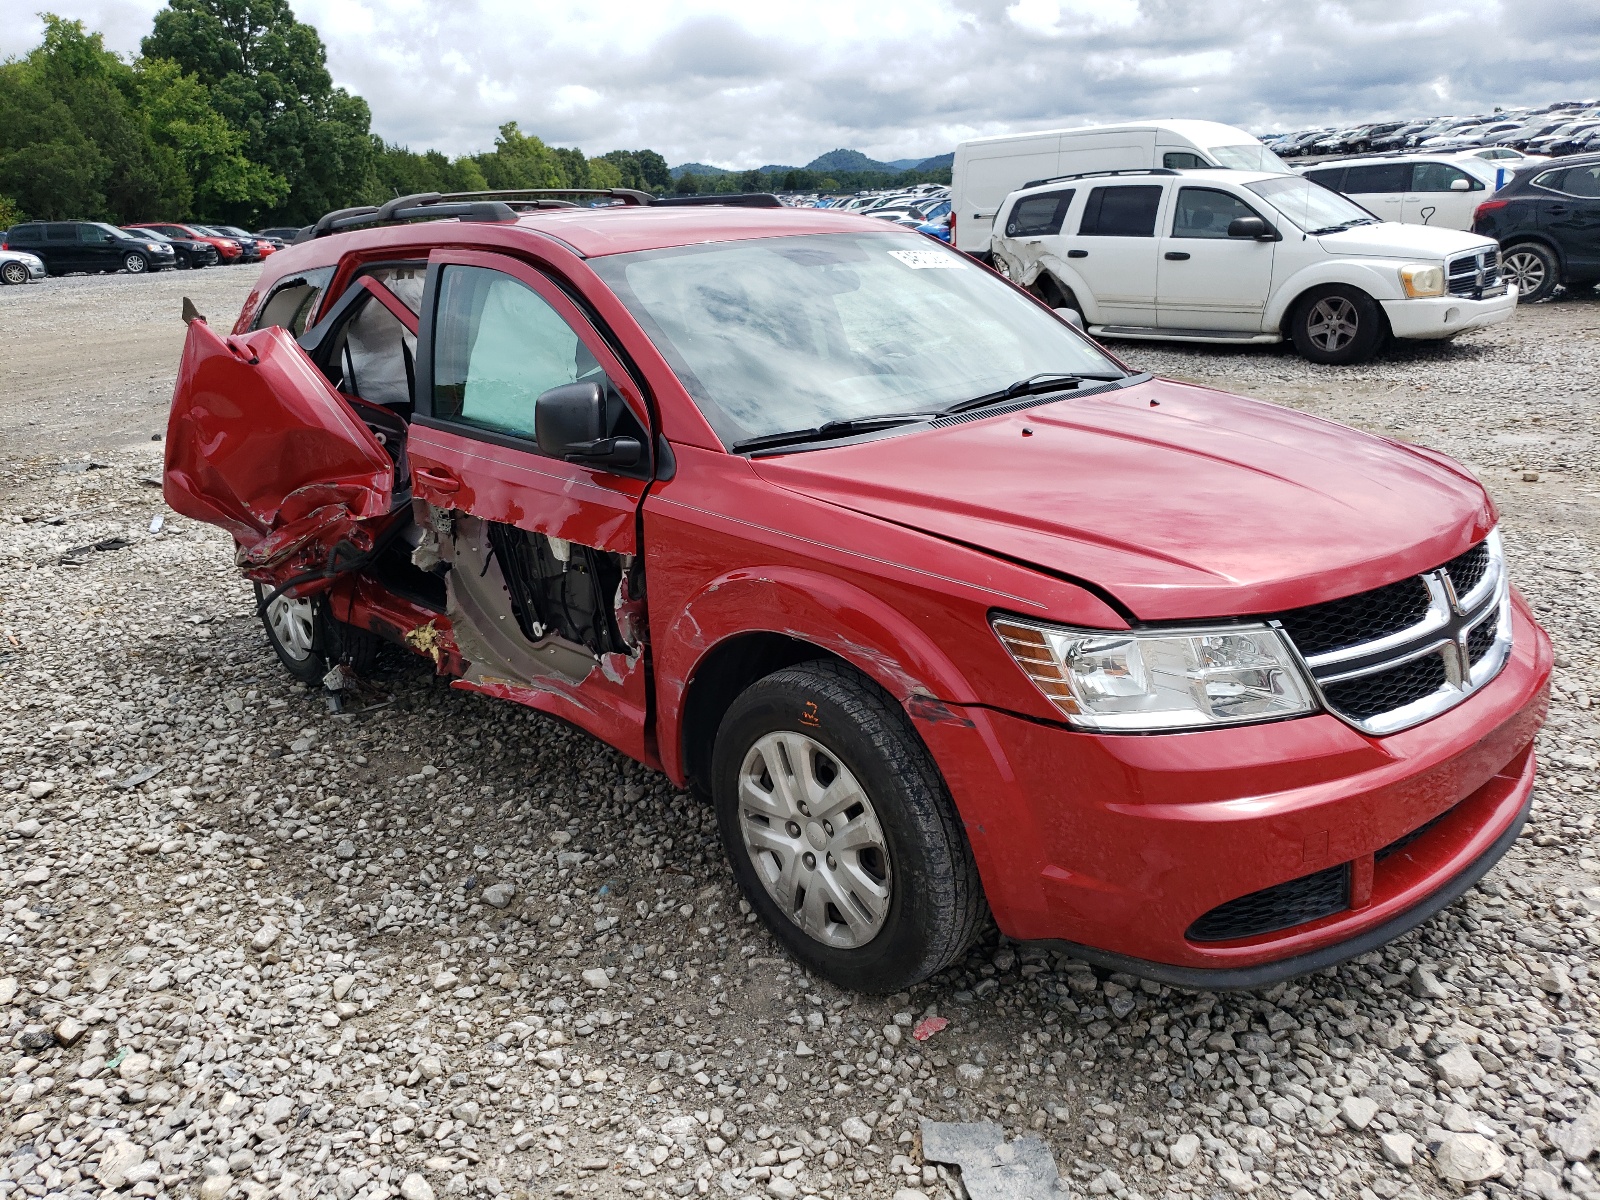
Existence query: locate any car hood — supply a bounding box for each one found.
[1315,222,1495,259]
[751,377,1495,622]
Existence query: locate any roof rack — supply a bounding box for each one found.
[295,188,782,242]
[297,188,656,242]
[1020,167,1180,189]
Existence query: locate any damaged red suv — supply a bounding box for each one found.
[164,190,1550,993]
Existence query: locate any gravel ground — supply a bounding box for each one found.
[1,271,1598,1200]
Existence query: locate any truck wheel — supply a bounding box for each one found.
[1501,243,1559,303]
[123,252,149,274]
[712,660,985,993]
[254,583,378,685]
[1289,285,1384,365]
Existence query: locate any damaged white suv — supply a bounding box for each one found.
[989,167,1516,364]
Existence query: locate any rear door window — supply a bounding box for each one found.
[1078,185,1163,237]
[1302,167,1346,191]
[1343,164,1411,194]
[45,224,77,242]
[1005,190,1075,237]
[254,267,336,337]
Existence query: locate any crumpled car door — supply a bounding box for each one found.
[163,316,394,575]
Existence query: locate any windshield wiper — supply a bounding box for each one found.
[941,371,1125,415]
[1306,217,1380,235]
[731,411,944,453]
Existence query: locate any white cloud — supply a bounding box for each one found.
[3,0,1597,166]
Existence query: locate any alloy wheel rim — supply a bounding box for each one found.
[266,594,316,661]
[1504,251,1546,295]
[125,254,146,273]
[737,731,892,949]
[2,263,26,284]
[1306,296,1358,351]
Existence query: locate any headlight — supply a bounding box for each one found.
[992,618,1318,732]
[146,243,162,252]
[1400,263,1446,298]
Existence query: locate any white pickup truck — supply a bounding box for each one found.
[988,167,1517,364]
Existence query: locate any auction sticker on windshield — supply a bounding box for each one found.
[888,248,964,269]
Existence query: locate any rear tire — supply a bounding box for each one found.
[1502,242,1559,303]
[1289,285,1384,365]
[254,583,379,685]
[711,660,985,993]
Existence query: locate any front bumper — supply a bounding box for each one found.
[918,592,1550,985]
[1382,286,1518,340]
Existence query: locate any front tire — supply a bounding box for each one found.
[712,660,985,993]
[123,252,149,274]
[1,262,29,285]
[1502,243,1559,303]
[1289,285,1384,365]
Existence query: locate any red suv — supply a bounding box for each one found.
[163,190,1550,992]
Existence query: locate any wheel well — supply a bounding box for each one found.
[1278,283,1391,340]
[1502,237,1567,273]
[680,633,846,797]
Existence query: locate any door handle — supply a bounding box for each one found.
[1164,251,1191,261]
[415,466,461,494]
[1067,249,1088,259]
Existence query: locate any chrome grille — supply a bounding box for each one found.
[1275,531,1512,736]
[1447,248,1503,298]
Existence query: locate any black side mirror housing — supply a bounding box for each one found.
[1228,216,1277,240]
[534,381,642,468]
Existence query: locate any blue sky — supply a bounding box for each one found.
[6,0,1598,167]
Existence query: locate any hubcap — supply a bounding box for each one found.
[1306,296,1358,352]
[266,594,317,661]
[1504,251,1546,295]
[737,732,891,949]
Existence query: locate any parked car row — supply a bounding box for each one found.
[1268,100,1600,161]
[0,219,290,283]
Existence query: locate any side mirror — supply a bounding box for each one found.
[1054,306,1085,329]
[1450,178,1472,191]
[534,381,641,468]
[1227,216,1275,239]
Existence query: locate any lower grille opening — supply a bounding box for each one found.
[1187,863,1350,943]
[1374,807,1452,865]
[1322,653,1449,722]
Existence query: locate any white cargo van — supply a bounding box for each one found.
[951,120,1289,255]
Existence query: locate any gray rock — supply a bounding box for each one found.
[841,1116,872,1146]
[482,881,515,908]
[1378,1131,1415,1166]
[97,1140,146,1188]
[1431,1131,1505,1182]
[1551,1103,1600,1161]
[1430,1043,1484,1089]
[400,1175,435,1200]
[1170,1133,1201,1168]
[1339,1095,1379,1131]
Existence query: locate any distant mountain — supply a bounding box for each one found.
[669,162,733,179]
[805,148,893,173]
[669,150,953,180]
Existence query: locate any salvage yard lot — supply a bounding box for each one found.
[1,270,1598,1200]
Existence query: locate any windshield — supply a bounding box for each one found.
[1208,143,1291,173]
[591,232,1123,447]
[1247,176,1376,233]
[132,229,172,242]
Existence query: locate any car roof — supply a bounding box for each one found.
[509,205,910,257]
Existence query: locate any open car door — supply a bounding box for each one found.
[164,317,396,579]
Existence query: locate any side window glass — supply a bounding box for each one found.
[1163,151,1207,170]
[1564,166,1600,198]
[1172,188,1258,238]
[1412,163,1478,192]
[432,265,604,441]
[365,265,426,313]
[1078,185,1162,237]
[1303,168,1345,191]
[9,225,42,245]
[1533,169,1567,194]
[45,224,76,243]
[79,225,113,245]
[1006,189,1074,237]
[1344,164,1410,194]
[255,267,335,336]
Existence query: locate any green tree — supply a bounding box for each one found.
[476,121,567,189]
[599,149,671,193]
[136,57,286,213]
[673,171,700,196]
[734,168,765,193]
[585,156,623,190]
[143,0,374,224]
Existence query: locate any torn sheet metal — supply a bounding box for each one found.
[920,1120,1064,1199]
